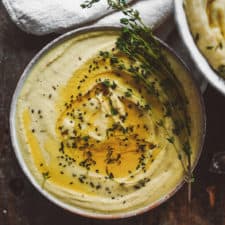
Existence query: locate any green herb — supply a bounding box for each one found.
[111,107,118,115]
[82,136,89,142]
[99,50,110,58]
[102,79,117,89]
[167,136,175,144]
[194,33,200,43]
[215,42,223,51]
[111,81,117,89]
[42,171,50,179]
[206,46,214,50]
[110,56,119,64]
[109,172,114,179]
[124,91,132,97]
[218,64,225,78]
[109,99,118,115]
[81,0,193,202]
[41,171,51,188]
[156,119,164,127]
[183,141,191,155]
[103,79,111,87]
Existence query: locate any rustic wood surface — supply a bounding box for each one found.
[0,2,225,225]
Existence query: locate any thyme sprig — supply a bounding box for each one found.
[81,0,194,202]
[41,171,50,188]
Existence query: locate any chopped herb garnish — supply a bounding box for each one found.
[111,107,118,115]
[167,136,175,144]
[42,171,50,180]
[206,46,214,50]
[195,33,200,43]
[218,64,225,78]
[124,91,132,97]
[103,79,111,87]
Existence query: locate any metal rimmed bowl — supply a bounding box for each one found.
[174,0,225,96]
[10,25,206,219]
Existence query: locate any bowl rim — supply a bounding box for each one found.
[9,25,206,219]
[174,0,225,96]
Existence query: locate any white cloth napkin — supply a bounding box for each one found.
[2,0,173,36]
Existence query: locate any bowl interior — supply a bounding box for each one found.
[10,26,206,219]
[174,0,225,96]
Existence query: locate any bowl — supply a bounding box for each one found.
[10,26,206,219]
[174,0,225,96]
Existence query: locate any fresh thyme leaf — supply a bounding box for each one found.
[111,81,117,89]
[110,56,119,64]
[124,91,132,97]
[99,51,110,58]
[103,79,111,87]
[167,136,175,144]
[82,136,89,142]
[108,98,118,115]
[206,46,214,50]
[218,64,225,78]
[195,33,200,43]
[183,141,192,156]
[120,18,129,25]
[111,107,118,115]
[42,171,50,179]
[80,0,101,8]
[156,119,164,127]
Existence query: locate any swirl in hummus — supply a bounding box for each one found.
[15,30,203,215]
[184,0,225,78]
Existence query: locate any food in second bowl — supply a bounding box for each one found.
[184,0,225,78]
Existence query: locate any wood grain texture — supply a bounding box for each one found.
[0,2,224,225]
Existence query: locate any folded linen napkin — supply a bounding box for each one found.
[2,0,173,36]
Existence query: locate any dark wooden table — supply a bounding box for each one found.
[0,3,225,225]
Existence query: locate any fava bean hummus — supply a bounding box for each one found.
[15,30,203,215]
[184,0,225,78]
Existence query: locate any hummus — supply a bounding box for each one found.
[184,0,225,78]
[15,30,202,215]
